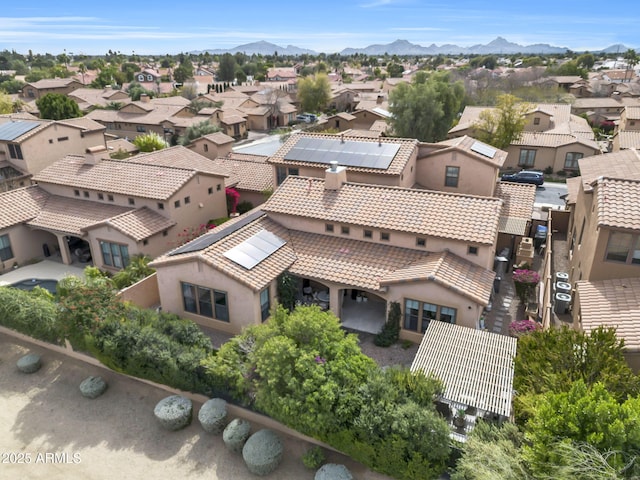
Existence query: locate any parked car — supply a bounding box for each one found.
[500,170,544,186]
[296,113,317,123]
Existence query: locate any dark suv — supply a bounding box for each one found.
[500,170,544,186]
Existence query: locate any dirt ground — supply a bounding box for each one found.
[0,335,393,480]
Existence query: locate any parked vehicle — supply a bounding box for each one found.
[500,170,544,186]
[296,113,317,123]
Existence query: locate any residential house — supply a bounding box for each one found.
[571,96,640,127]
[0,145,229,274]
[266,67,298,82]
[21,78,83,100]
[188,131,235,159]
[68,87,131,113]
[612,106,640,151]
[208,152,274,208]
[150,171,499,340]
[134,68,163,84]
[449,103,601,172]
[0,115,107,186]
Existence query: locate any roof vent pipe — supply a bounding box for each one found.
[330,160,338,172]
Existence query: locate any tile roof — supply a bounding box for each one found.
[268,132,418,176]
[433,135,507,168]
[411,321,517,417]
[201,132,235,145]
[578,277,640,350]
[28,78,79,89]
[86,207,176,241]
[210,154,273,192]
[127,145,230,178]
[0,186,50,230]
[263,176,502,245]
[625,106,640,120]
[380,250,495,304]
[579,149,640,189]
[594,177,640,230]
[512,131,599,150]
[33,155,197,201]
[565,176,581,205]
[26,195,131,236]
[57,117,106,132]
[495,182,536,235]
[617,131,640,150]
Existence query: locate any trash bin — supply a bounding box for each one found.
[493,276,501,294]
[42,243,51,257]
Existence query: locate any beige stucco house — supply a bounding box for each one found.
[612,106,640,151]
[21,78,83,100]
[150,167,499,341]
[208,152,274,208]
[0,146,229,274]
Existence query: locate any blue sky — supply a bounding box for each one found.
[1,0,638,56]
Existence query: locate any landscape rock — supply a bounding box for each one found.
[16,353,41,373]
[315,463,354,480]
[79,376,108,399]
[198,397,227,434]
[153,395,192,431]
[242,428,283,476]
[223,418,251,453]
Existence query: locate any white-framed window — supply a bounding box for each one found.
[100,241,129,269]
[181,282,229,321]
[605,232,640,265]
[0,234,14,261]
[403,298,457,333]
[518,149,536,167]
[564,152,583,170]
[260,287,270,322]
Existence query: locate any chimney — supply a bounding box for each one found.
[84,145,109,165]
[325,161,347,190]
[140,93,150,103]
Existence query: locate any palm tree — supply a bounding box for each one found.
[624,49,639,83]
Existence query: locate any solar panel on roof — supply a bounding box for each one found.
[284,137,400,170]
[223,229,286,270]
[168,209,265,256]
[0,121,41,142]
[470,141,497,159]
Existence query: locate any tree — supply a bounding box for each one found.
[0,91,14,114]
[111,255,155,290]
[388,71,464,142]
[624,49,639,83]
[473,94,531,150]
[577,53,596,70]
[296,73,331,113]
[218,53,237,82]
[386,62,404,78]
[36,93,82,120]
[126,81,156,101]
[133,132,167,152]
[178,120,220,146]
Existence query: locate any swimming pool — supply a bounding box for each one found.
[9,278,58,294]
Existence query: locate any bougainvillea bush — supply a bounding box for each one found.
[512,269,540,303]
[508,319,542,338]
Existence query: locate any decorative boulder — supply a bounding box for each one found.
[198,398,227,434]
[223,418,251,453]
[79,376,108,399]
[16,353,41,373]
[242,428,283,476]
[153,395,193,431]
[315,463,354,480]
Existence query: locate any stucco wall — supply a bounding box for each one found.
[0,226,57,273]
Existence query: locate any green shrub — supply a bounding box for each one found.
[236,200,254,215]
[0,287,63,344]
[374,301,400,347]
[543,166,553,174]
[302,445,326,469]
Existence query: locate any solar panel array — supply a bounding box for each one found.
[0,121,41,142]
[223,229,286,270]
[168,209,265,256]
[470,141,497,159]
[284,137,401,170]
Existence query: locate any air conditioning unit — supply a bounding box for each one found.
[555,271,569,282]
[554,292,571,314]
[555,281,571,295]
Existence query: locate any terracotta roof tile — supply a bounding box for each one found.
[579,149,640,189]
[565,176,581,205]
[86,207,176,241]
[595,177,640,230]
[210,155,273,192]
[0,186,49,230]
[434,135,507,168]
[268,132,417,176]
[128,145,230,178]
[263,177,502,245]
[512,131,599,150]
[618,131,640,150]
[578,277,640,350]
[495,181,536,233]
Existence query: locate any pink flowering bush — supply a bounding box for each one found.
[225,187,240,214]
[513,268,539,303]
[509,319,542,338]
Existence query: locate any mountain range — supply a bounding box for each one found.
[193,37,633,56]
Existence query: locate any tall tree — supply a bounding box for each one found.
[473,94,531,150]
[178,120,220,145]
[296,73,331,113]
[36,93,82,120]
[388,71,464,142]
[218,53,237,82]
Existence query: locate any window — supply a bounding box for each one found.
[142,239,148,246]
[325,223,334,233]
[184,196,191,205]
[0,234,14,261]
[107,194,114,202]
[136,126,146,133]
[158,202,164,210]
[276,167,299,185]
[217,184,221,191]
[49,139,53,144]
[8,144,23,160]
[181,282,229,320]
[260,287,270,322]
[204,144,208,152]
[341,226,350,235]
[100,241,129,269]
[174,200,181,208]
[162,230,168,237]
[518,149,536,167]
[533,117,541,125]
[605,232,640,264]
[83,191,90,198]
[564,152,583,170]
[128,198,135,206]
[363,230,373,239]
[578,219,585,246]
[445,166,460,187]
[74,189,80,197]
[404,299,457,333]
[208,187,214,195]
[98,193,104,200]
[380,232,390,241]
[57,136,69,142]
[416,237,426,247]
[468,246,478,255]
